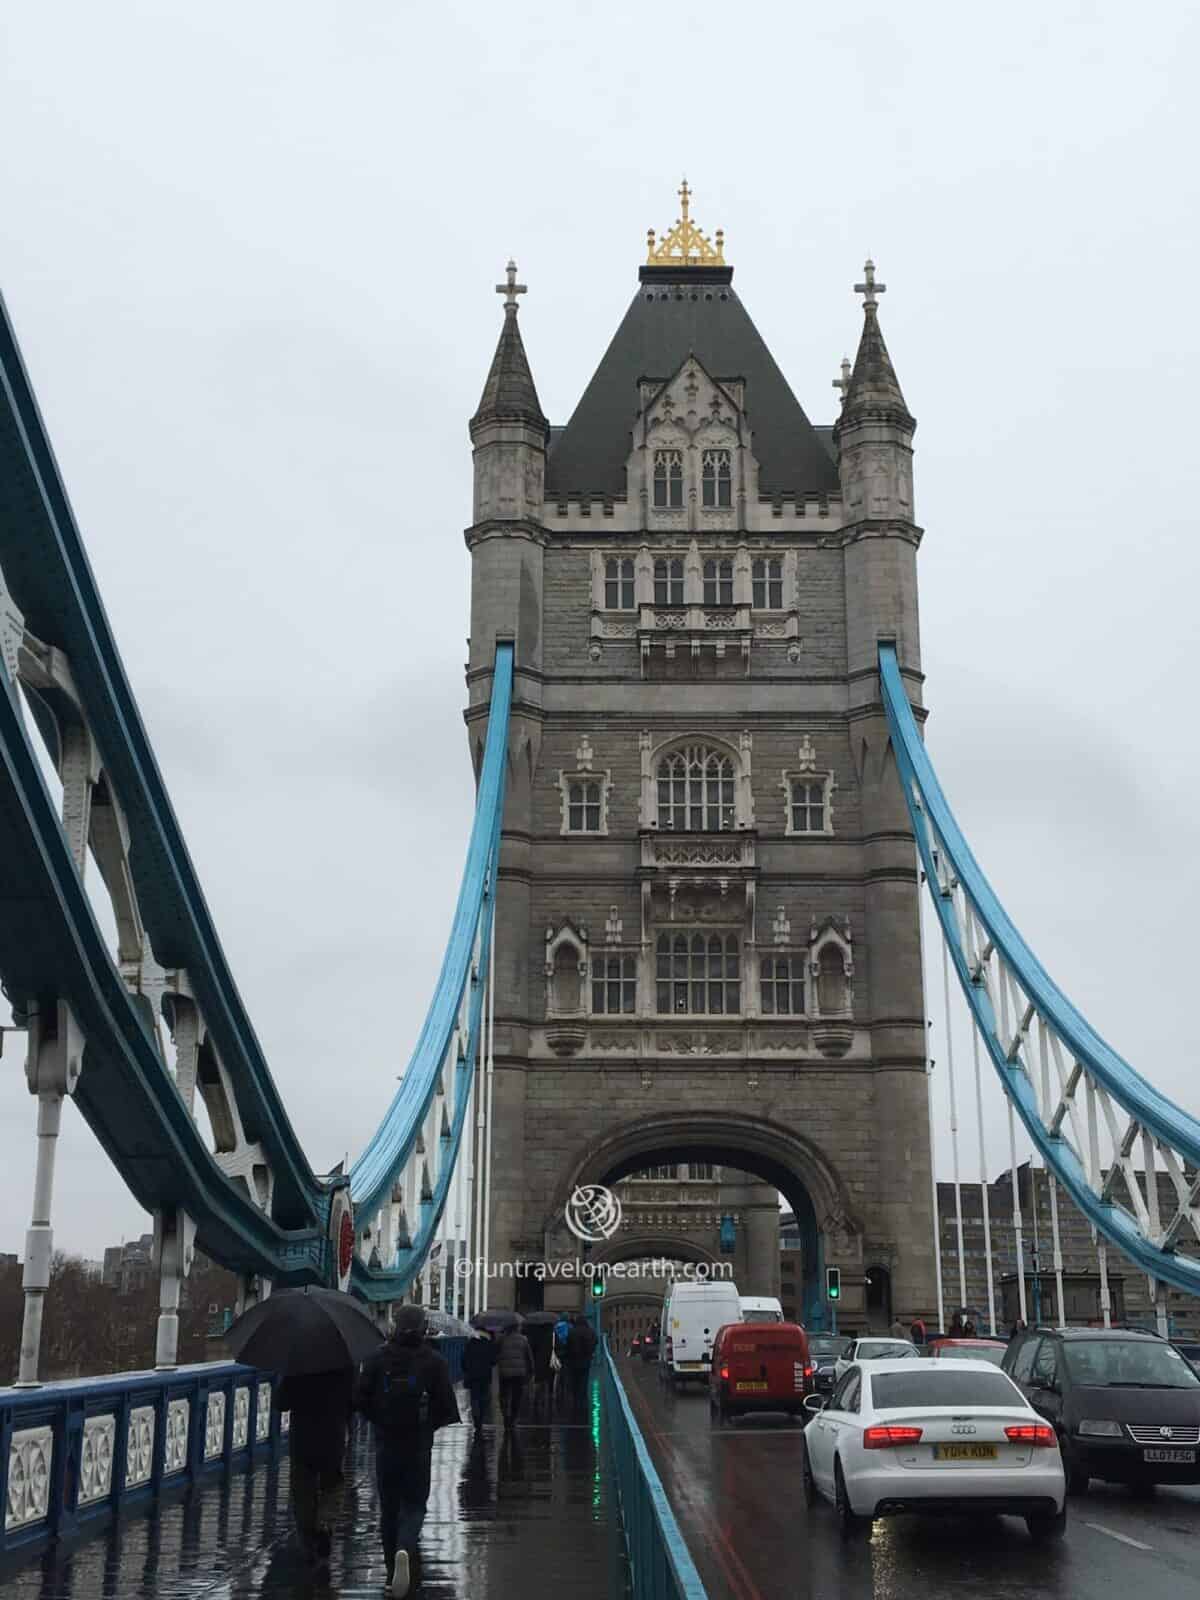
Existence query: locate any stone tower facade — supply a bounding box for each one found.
[465,202,933,1328]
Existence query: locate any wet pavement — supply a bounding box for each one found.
[2,1382,627,1599]
[620,1355,1200,1600]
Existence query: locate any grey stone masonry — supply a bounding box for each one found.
[465,251,934,1321]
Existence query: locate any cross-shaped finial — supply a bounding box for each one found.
[495,259,527,312]
[854,258,886,311]
[832,357,852,404]
[678,178,691,224]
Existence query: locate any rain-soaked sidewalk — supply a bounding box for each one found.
[2,1381,628,1599]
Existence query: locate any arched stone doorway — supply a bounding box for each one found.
[543,1111,865,1333]
[865,1264,893,1331]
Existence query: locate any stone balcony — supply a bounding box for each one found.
[589,604,800,674]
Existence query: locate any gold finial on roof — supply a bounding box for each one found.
[645,178,726,268]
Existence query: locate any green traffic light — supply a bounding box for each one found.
[592,1279,606,1298]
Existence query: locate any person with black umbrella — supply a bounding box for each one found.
[224,1285,385,1581]
[356,1304,460,1598]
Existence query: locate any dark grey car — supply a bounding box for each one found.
[1002,1327,1200,1492]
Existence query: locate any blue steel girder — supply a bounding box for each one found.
[879,644,1200,1297]
[348,644,511,1298]
[0,290,320,1229]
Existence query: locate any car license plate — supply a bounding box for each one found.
[677,1362,704,1371]
[933,1444,999,1462]
[735,1381,768,1392]
[1142,1447,1196,1463]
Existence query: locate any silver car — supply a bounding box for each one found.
[802,1357,1067,1541]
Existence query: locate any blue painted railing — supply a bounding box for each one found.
[0,1362,287,1558]
[600,1344,708,1600]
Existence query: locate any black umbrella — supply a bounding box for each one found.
[225,1286,384,1377]
[470,1308,524,1334]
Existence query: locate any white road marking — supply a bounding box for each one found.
[1084,1521,1154,1551]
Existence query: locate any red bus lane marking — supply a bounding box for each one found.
[624,1377,767,1600]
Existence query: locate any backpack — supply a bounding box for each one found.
[371,1345,432,1433]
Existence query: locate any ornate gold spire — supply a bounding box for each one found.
[645,179,726,268]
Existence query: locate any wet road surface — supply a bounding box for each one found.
[2,1383,626,1599]
[620,1355,1200,1600]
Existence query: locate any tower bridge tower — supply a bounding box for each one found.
[465,189,933,1327]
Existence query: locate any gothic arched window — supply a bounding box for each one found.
[702,558,734,606]
[655,931,741,1015]
[656,745,736,831]
[653,557,684,606]
[552,942,583,1014]
[604,557,635,610]
[752,557,783,609]
[653,450,684,508]
[702,449,732,507]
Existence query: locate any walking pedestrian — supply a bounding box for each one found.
[963,1315,978,1337]
[890,1318,906,1339]
[496,1322,535,1427]
[461,1330,497,1429]
[565,1312,598,1412]
[355,1305,459,1599]
[275,1367,354,1579]
[909,1316,927,1346]
[948,1310,965,1337]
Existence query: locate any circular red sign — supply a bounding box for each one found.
[338,1209,354,1280]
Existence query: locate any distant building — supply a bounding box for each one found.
[781,1165,1200,1338]
[101,1233,154,1296]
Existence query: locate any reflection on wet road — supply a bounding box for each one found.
[2,1384,625,1599]
[619,1356,1200,1600]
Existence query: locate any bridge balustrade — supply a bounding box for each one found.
[0,1362,286,1558]
[600,1342,708,1600]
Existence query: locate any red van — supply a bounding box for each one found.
[709,1321,812,1423]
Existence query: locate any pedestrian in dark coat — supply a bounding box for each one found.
[275,1367,354,1575]
[495,1325,535,1427]
[565,1314,598,1411]
[356,1305,459,1598]
[461,1332,498,1428]
[909,1317,927,1346]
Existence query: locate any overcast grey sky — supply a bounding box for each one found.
[1,2,1197,1259]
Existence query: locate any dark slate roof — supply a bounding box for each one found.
[839,305,913,428]
[546,274,839,499]
[471,307,547,430]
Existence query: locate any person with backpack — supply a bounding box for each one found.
[461,1329,498,1428]
[355,1305,459,1599]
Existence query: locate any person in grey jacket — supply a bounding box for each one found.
[495,1326,534,1427]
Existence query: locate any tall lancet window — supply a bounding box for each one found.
[702,559,733,606]
[653,449,684,508]
[702,449,732,507]
[654,557,684,605]
[604,557,635,609]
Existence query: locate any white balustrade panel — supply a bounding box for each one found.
[6,1426,53,1531]
[164,1399,189,1475]
[204,1392,226,1460]
[232,1387,250,1450]
[255,1383,272,1442]
[78,1415,115,1506]
[125,1405,155,1487]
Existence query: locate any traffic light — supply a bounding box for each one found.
[825,1266,841,1301]
[591,1277,606,1299]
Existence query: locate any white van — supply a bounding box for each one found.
[660,1280,741,1384]
[739,1295,784,1323]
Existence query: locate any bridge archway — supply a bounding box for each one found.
[545,1111,863,1331]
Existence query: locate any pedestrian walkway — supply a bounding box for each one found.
[2,1383,627,1599]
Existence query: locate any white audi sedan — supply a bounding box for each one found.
[832,1336,920,1382]
[802,1357,1066,1541]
